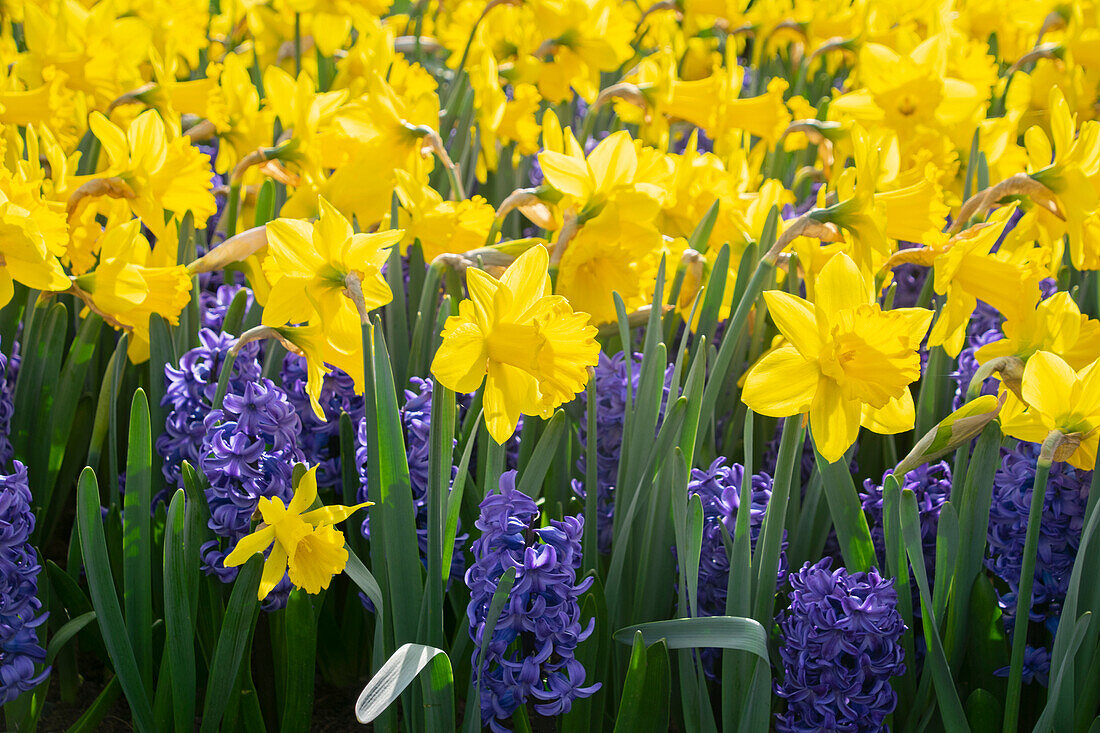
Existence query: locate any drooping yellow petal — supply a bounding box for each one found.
[860,389,915,434]
[483,361,538,444]
[258,544,290,601]
[809,377,863,464]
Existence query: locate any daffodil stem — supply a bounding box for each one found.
[225,184,242,238]
[1002,453,1053,733]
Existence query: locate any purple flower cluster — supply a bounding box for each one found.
[282,354,364,492]
[0,348,14,468]
[861,462,952,585]
[200,281,252,332]
[986,442,1090,632]
[573,352,675,553]
[356,378,466,583]
[690,458,780,617]
[0,463,49,704]
[776,559,906,733]
[199,378,304,609]
[466,472,598,732]
[157,329,263,503]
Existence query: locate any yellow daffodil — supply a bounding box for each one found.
[0,176,70,307]
[977,290,1100,371]
[431,244,600,443]
[223,466,370,601]
[1001,351,1100,470]
[742,252,933,463]
[74,220,192,362]
[928,207,1041,356]
[83,110,216,237]
[393,170,496,261]
[262,197,402,345]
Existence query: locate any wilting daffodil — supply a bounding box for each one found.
[742,252,932,463]
[431,244,600,444]
[262,197,402,344]
[1000,351,1100,471]
[223,466,369,601]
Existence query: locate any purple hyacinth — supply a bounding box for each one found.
[690,458,781,617]
[685,458,780,675]
[986,442,1090,636]
[861,462,952,585]
[356,378,466,584]
[0,348,14,469]
[0,463,49,704]
[157,329,263,504]
[465,472,599,732]
[995,645,1051,687]
[200,283,253,332]
[573,352,675,554]
[199,378,303,610]
[776,559,907,733]
[282,354,365,493]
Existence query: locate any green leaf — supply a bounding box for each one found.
[44,611,97,667]
[1034,612,1092,733]
[612,633,670,733]
[76,468,156,732]
[464,566,516,733]
[65,676,122,733]
[965,689,1001,733]
[900,488,969,731]
[281,590,318,732]
[44,313,102,514]
[813,447,875,572]
[199,555,262,733]
[422,382,455,648]
[443,408,480,582]
[12,301,66,490]
[693,244,730,349]
[752,416,802,624]
[613,617,769,661]
[163,490,195,733]
[123,389,154,693]
[516,410,566,499]
[364,319,424,649]
[355,644,450,724]
[932,501,959,621]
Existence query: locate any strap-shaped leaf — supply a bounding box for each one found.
[613,616,769,662]
[356,644,450,724]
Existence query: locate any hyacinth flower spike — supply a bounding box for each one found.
[223,466,370,600]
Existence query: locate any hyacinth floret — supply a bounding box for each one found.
[986,442,1090,633]
[861,462,952,581]
[0,463,49,704]
[776,559,906,733]
[199,377,303,609]
[690,458,780,617]
[157,328,262,502]
[466,471,599,732]
[0,348,14,469]
[282,353,364,492]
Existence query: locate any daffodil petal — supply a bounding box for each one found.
[742,346,818,417]
[810,378,862,464]
[223,526,277,568]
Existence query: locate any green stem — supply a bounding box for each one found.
[1002,453,1053,732]
[225,184,241,238]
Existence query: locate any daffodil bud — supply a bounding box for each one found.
[968,355,1025,400]
[187,226,269,275]
[894,393,1006,476]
